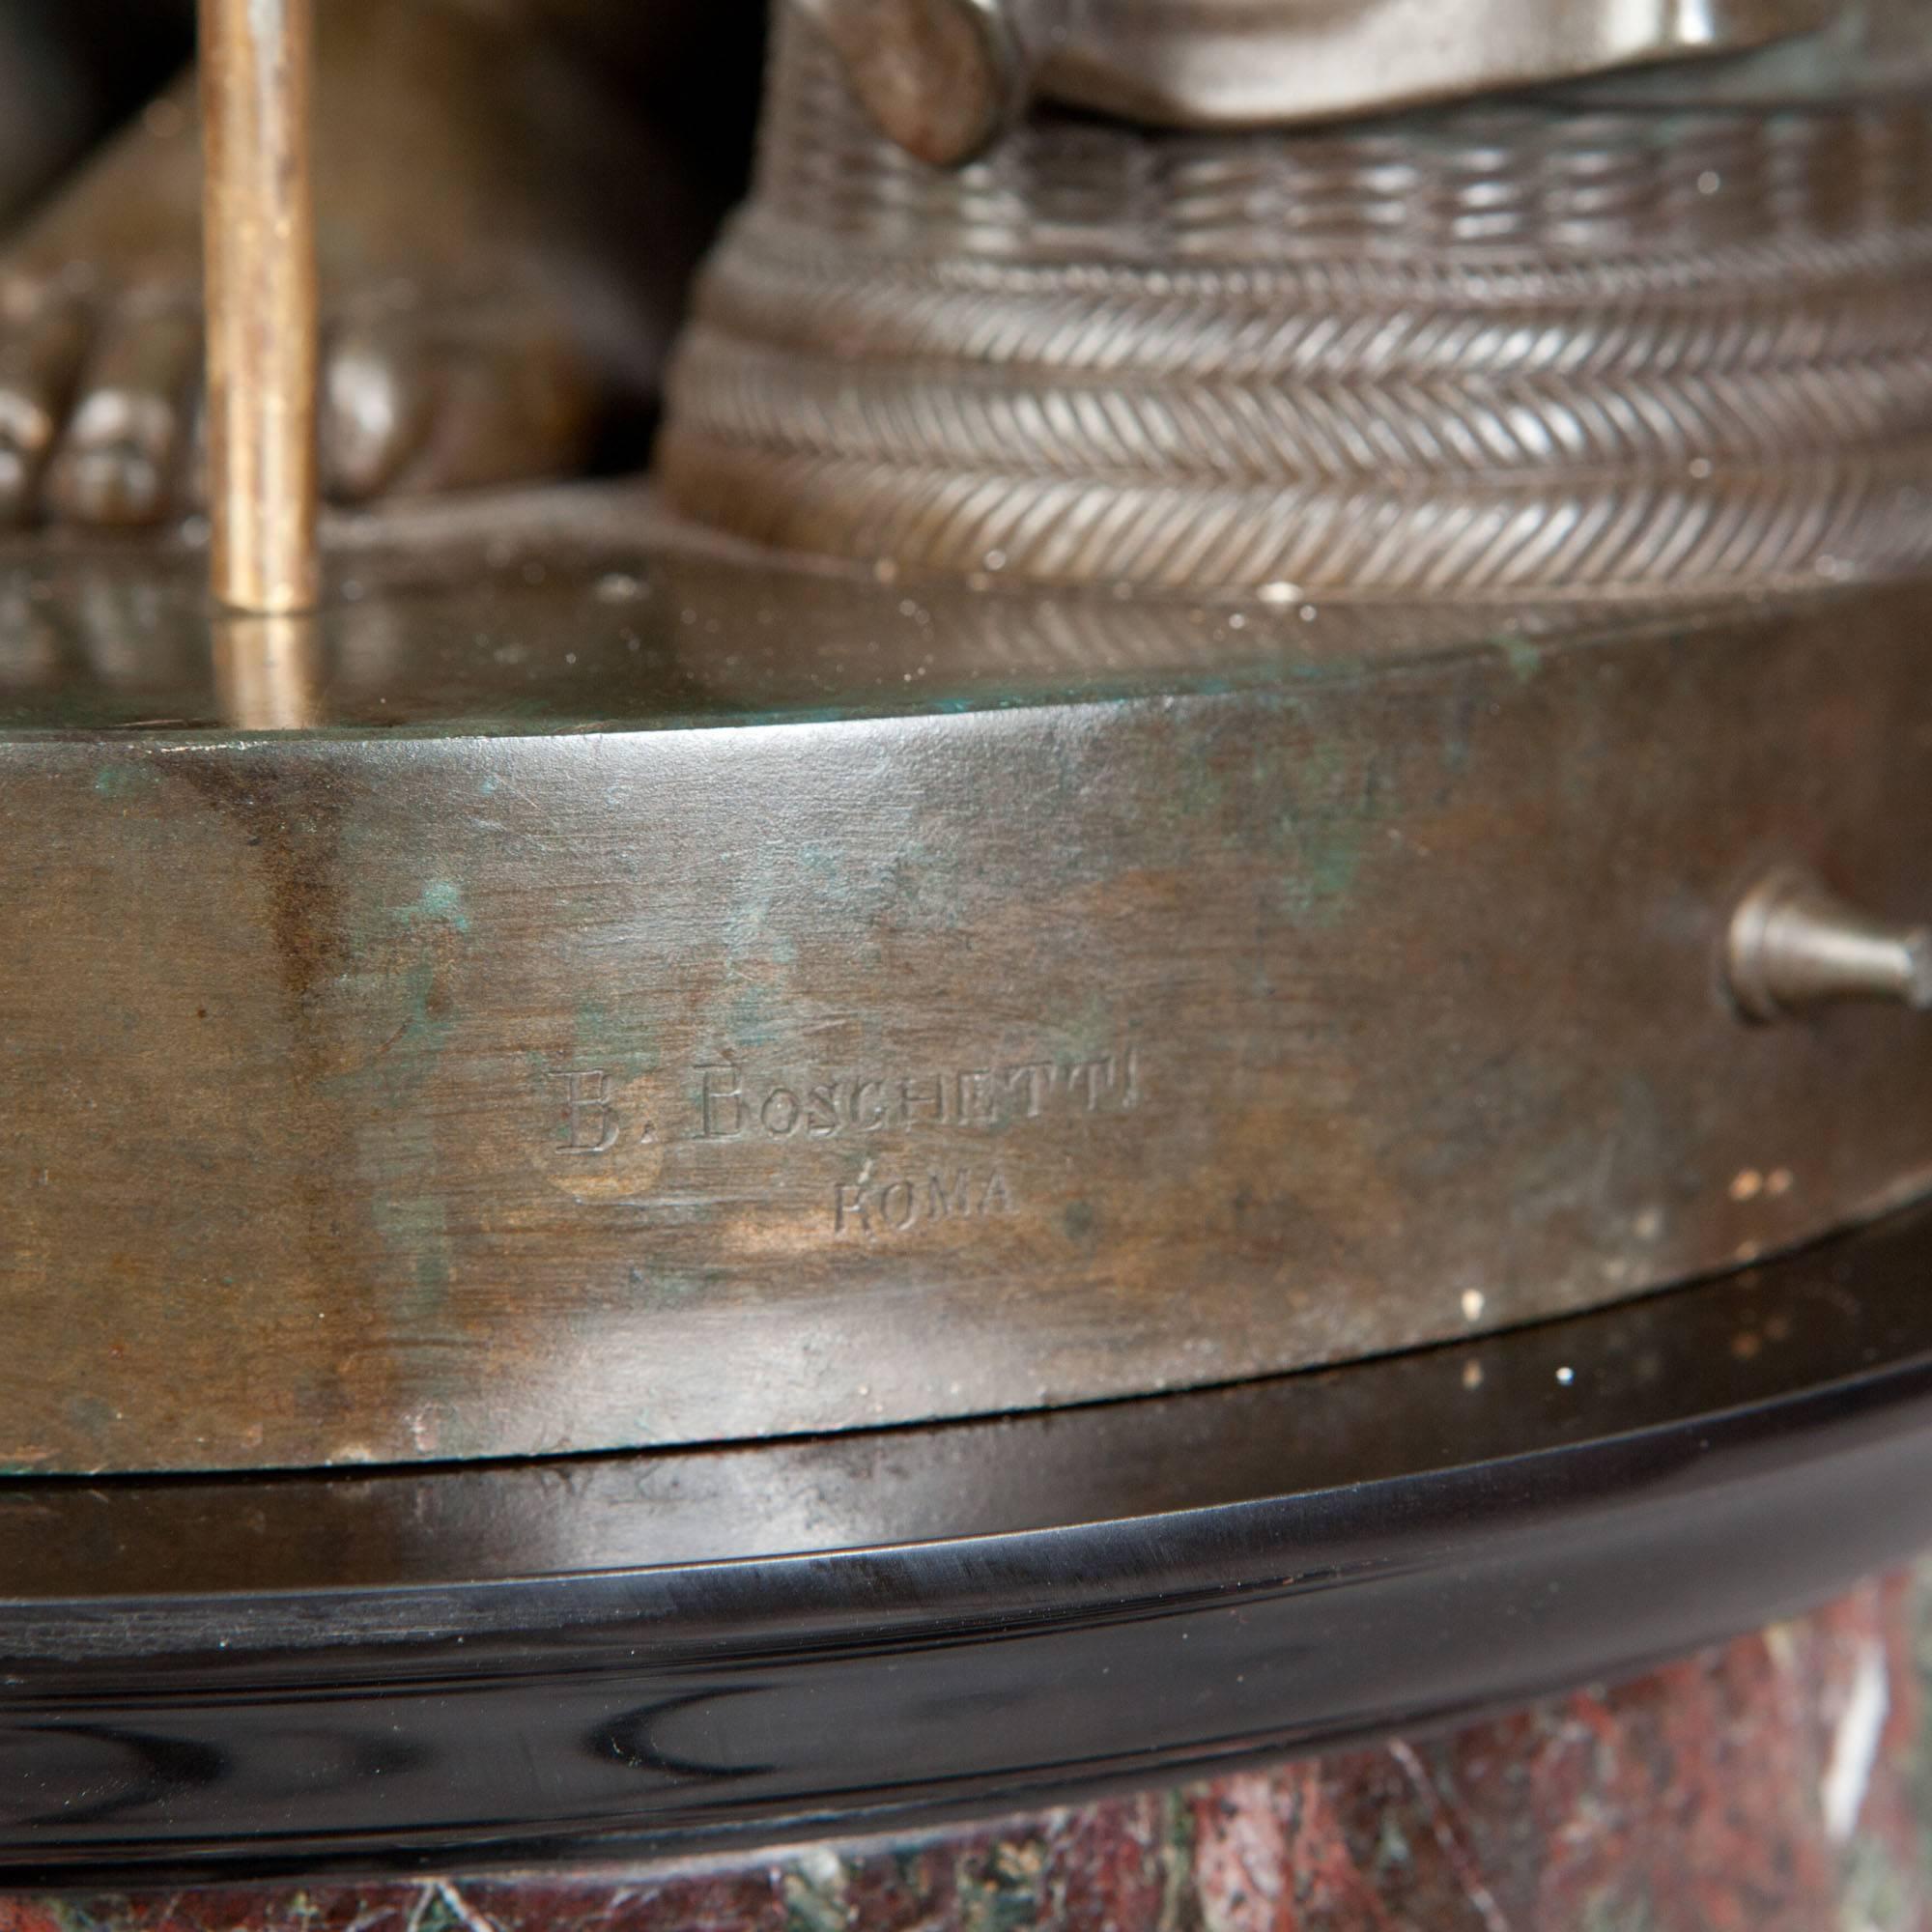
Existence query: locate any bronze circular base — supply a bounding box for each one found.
[1,488,1929,1474]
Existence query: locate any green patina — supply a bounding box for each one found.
[1157,696,1381,929]
[574,996,660,1085]
[312,876,481,1320]
[392,876,471,935]
[362,958,459,1100]
[63,1392,117,1448]
[627,1262,703,1302]
[1278,826,1366,927]
[326,878,473,1107]
[794,839,845,888]
[1496,631,1545,686]
[722,899,799,969]
[1061,992,1121,1064]
[1272,724,1408,928]
[372,1193,451,1324]
[724,983,788,1049]
[92,764,157,799]
[885,839,972,931]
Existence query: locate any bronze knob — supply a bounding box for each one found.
[1728,867,1932,1022]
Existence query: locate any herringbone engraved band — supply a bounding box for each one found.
[661,12,1932,599]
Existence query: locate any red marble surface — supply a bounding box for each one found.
[8,1563,1931,1932]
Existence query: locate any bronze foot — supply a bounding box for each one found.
[0,0,707,529]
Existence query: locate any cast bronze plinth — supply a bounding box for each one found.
[1,0,1929,1478]
[0,495,1927,1472]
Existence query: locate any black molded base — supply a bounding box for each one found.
[5,1202,1932,1884]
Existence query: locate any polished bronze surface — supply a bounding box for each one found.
[0,496,1928,1473]
[803,0,1843,152]
[0,0,1929,1489]
[663,14,1932,600]
[200,0,320,613]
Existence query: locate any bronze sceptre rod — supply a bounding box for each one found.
[200,0,321,616]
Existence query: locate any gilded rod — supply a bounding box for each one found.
[199,0,321,614]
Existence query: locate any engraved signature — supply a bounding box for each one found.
[694,1046,1140,1142]
[552,1041,1140,1239]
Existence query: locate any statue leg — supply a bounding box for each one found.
[0,0,726,527]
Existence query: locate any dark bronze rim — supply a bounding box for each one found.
[3,1198,1931,1883]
